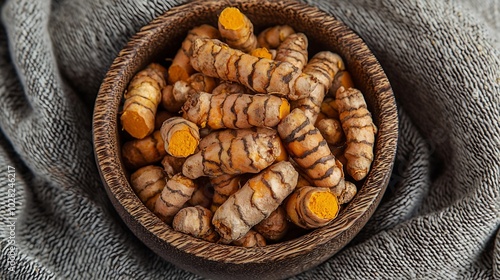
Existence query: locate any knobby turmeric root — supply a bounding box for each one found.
[190,38,309,100]
[275,33,308,70]
[168,24,220,84]
[212,161,298,243]
[122,131,166,170]
[334,180,357,204]
[253,206,289,241]
[257,25,295,49]
[162,73,217,113]
[172,206,219,242]
[291,51,345,122]
[218,7,258,53]
[182,132,280,179]
[277,108,344,189]
[285,186,339,229]
[182,92,290,129]
[121,63,167,139]
[160,117,200,158]
[210,174,242,212]
[335,87,377,181]
[232,230,266,247]
[130,165,167,211]
[154,174,197,224]
[316,118,345,146]
[329,70,354,97]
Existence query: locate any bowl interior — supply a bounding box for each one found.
[93,0,398,279]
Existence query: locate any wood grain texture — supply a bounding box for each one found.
[92,0,398,279]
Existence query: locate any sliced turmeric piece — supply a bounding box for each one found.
[182,132,280,179]
[182,92,290,129]
[335,87,377,181]
[154,174,197,224]
[277,108,344,189]
[190,38,303,99]
[291,51,345,122]
[130,165,167,211]
[232,230,266,247]
[212,161,298,243]
[253,206,289,241]
[172,206,219,242]
[122,130,166,170]
[218,7,258,53]
[257,25,295,49]
[275,33,308,70]
[121,63,167,139]
[160,117,200,158]
[285,186,339,229]
[167,24,220,84]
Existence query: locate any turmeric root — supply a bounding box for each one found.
[162,73,217,113]
[253,206,289,241]
[320,98,339,120]
[182,132,280,179]
[232,230,266,247]
[335,87,377,181]
[277,108,344,189]
[212,161,298,243]
[257,25,295,49]
[160,117,200,158]
[182,92,290,129]
[172,206,219,242]
[210,174,241,212]
[154,174,197,223]
[190,38,307,99]
[211,82,250,96]
[168,24,220,84]
[121,63,167,139]
[218,7,258,53]
[291,51,345,122]
[275,33,308,70]
[316,118,344,146]
[122,131,166,170]
[130,165,167,211]
[329,70,354,97]
[334,180,357,204]
[161,154,185,178]
[250,47,273,59]
[188,180,213,208]
[285,186,339,229]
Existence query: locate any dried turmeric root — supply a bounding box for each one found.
[168,24,220,84]
[172,206,219,242]
[329,70,354,97]
[210,174,242,212]
[257,25,295,49]
[130,165,167,211]
[162,73,217,113]
[182,132,280,179]
[291,51,345,122]
[190,38,307,99]
[121,63,167,139]
[160,117,200,158]
[275,33,308,70]
[182,92,290,129]
[316,118,344,146]
[154,174,197,223]
[277,108,344,189]
[232,230,266,247]
[253,206,289,241]
[122,131,166,170]
[335,87,377,181]
[285,186,339,229]
[212,161,298,243]
[218,7,258,53]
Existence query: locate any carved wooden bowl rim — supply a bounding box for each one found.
[93,0,398,270]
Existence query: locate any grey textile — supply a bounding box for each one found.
[0,0,499,279]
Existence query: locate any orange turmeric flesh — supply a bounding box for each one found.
[308,191,339,220]
[168,130,199,158]
[219,7,245,30]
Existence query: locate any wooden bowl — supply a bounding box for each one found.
[93,0,398,279]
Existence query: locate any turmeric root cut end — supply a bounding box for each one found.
[219,7,246,30]
[121,111,151,139]
[168,130,198,158]
[308,191,339,220]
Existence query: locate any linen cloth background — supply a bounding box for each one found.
[0,0,499,279]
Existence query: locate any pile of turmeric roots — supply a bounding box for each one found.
[119,7,377,247]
